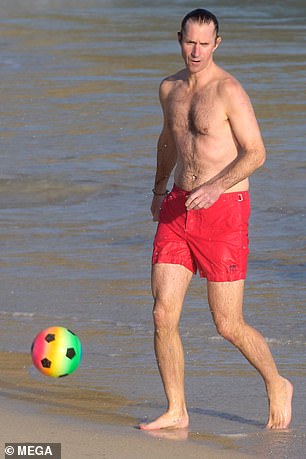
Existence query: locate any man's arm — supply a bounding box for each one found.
[185,78,266,210]
[151,81,177,221]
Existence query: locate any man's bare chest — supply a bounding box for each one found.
[167,89,221,137]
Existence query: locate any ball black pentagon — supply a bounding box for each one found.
[41,357,52,368]
[66,347,76,359]
[45,333,55,343]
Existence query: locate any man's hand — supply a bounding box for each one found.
[151,195,166,221]
[185,183,222,210]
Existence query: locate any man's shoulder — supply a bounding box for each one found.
[160,69,185,90]
[164,68,186,82]
[158,69,185,103]
[215,69,247,98]
[214,69,252,113]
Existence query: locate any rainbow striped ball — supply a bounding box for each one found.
[31,326,82,377]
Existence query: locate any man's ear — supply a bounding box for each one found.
[214,35,222,51]
[177,31,182,44]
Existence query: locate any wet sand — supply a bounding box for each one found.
[0,351,257,458]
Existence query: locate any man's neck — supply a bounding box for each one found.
[185,60,216,89]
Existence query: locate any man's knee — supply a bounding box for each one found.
[152,303,165,328]
[152,300,178,334]
[214,316,243,344]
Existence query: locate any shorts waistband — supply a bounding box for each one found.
[172,184,249,202]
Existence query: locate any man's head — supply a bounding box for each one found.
[178,9,221,75]
[179,8,220,43]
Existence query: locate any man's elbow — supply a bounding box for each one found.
[256,148,266,168]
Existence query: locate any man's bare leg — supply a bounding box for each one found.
[207,279,293,430]
[139,263,193,430]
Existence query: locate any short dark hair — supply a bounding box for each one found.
[180,8,219,37]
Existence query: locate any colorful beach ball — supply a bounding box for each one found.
[31,326,82,377]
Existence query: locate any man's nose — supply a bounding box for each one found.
[192,43,200,57]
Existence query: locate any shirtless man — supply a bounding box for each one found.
[139,9,293,431]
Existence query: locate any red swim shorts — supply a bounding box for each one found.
[152,184,250,282]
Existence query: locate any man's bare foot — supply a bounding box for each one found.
[139,411,189,431]
[266,377,293,429]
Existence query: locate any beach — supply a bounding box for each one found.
[2,352,306,459]
[1,401,257,459]
[2,403,258,459]
[0,1,305,458]
[1,351,257,459]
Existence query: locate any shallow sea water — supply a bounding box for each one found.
[0,1,305,457]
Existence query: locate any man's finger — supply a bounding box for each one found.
[186,200,199,210]
[186,193,201,209]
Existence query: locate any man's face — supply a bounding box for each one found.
[178,20,221,74]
